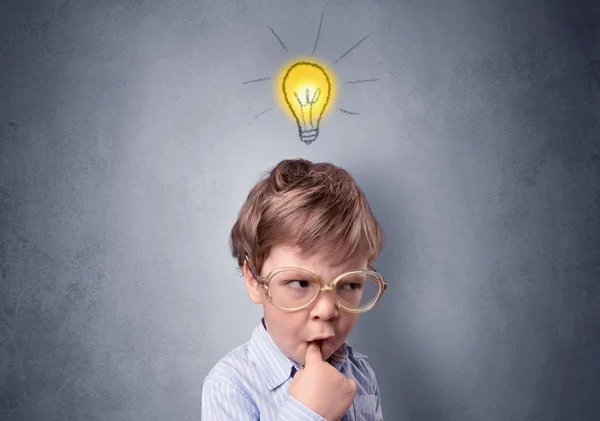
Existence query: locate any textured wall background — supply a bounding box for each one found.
[1,0,599,420]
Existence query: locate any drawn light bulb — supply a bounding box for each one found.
[280,60,334,145]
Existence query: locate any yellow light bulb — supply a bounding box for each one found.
[277,59,335,145]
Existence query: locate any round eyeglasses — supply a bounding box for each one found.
[245,258,388,313]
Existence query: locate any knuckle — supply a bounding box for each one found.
[348,379,357,393]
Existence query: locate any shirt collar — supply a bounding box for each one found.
[248,318,351,390]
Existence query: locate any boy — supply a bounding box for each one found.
[201,158,387,420]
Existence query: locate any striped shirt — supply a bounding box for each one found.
[201,319,383,420]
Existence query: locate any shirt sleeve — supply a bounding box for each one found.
[277,395,328,421]
[201,374,259,420]
[201,374,327,421]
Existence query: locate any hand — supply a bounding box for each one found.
[288,342,357,421]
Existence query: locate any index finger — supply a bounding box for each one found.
[304,342,324,366]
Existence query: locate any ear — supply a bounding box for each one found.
[243,260,264,304]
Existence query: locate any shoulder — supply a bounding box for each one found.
[203,341,256,389]
[201,343,261,418]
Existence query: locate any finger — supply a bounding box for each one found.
[346,378,357,395]
[305,342,324,366]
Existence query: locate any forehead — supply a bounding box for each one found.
[264,245,368,273]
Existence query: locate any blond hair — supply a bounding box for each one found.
[230,158,384,274]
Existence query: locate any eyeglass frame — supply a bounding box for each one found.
[244,256,388,313]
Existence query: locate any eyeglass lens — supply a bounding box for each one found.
[268,269,381,310]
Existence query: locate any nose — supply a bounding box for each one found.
[310,289,339,321]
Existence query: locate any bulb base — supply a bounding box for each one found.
[299,128,319,145]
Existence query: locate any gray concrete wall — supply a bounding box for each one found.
[1,0,599,420]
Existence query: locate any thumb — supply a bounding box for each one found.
[305,342,324,366]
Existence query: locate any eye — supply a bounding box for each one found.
[285,280,311,289]
[340,282,363,290]
[338,278,364,291]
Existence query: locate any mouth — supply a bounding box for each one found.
[309,336,335,345]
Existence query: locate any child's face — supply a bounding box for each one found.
[245,245,368,365]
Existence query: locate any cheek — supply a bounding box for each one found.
[337,314,359,335]
[263,306,306,339]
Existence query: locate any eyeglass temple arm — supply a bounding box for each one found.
[369,264,388,291]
